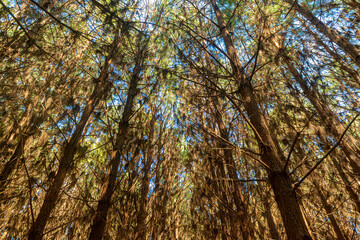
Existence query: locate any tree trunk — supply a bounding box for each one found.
[0,104,51,194]
[213,100,254,239]
[27,40,117,239]
[303,23,360,87]
[315,125,360,213]
[0,54,77,194]
[280,51,360,176]
[284,0,360,67]
[88,43,144,239]
[210,1,312,239]
[135,111,156,240]
[314,182,348,240]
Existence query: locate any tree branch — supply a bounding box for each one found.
[294,112,360,190]
[0,0,50,55]
[283,114,314,171]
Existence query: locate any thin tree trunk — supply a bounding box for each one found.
[280,51,360,176]
[303,23,360,87]
[88,42,145,239]
[135,111,156,239]
[0,116,42,194]
[210,1,312,239]
[198,14,254,237]
[27,38,118,239]
[315,125,360,213]
[284,0,360,67]
[212,101,253,239]
[0,63,73,194]
[314,182,348,240]
[254,163,281,240]
[262,194,281,240]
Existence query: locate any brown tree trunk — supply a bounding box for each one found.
[303,23,360,87]
[27,39,117,240]
[284,0,360,67]
[254,164,281,240]
[0,117,41,194]
[280,52,360,176]
[198,14,254,238]
[0,54,76,195]
[88,43,144,239]
[315,125,360,213]
[134,111,156,239]
[314,182,348,240]
[210,1,312,239]
[262,193,281,240]
[212,100,254,240]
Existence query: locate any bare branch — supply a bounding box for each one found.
[294,112,360,190]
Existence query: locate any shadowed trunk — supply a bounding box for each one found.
[284,0,360,67]
[210,1,312,239]
[135,113,156,239]
[27,37,118,239]
[88,41,145,239]
[314,182,348,240]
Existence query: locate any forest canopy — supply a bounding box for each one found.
[0,0,360,239]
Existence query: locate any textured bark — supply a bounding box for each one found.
[255,165,281,240]
[27,43,116,240]
[0,111,46,194]
[0,58,74,194]
[316,126,360,213]
[284,0,360,67]
[332,157,360,212]
[88,45,144,239]
[197,18,254,237]
[135,113,156,240]
[304,24,360,87]
[262,193,281,240]
[280,52,360,176]
[213,102,254,240]
[210,1,312,239]
[314,182,348,240]
[0,136,26,193]
[202,49,253,239]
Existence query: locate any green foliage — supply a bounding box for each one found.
[1,0,360,239]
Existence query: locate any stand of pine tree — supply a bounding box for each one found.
[0,0,359,239]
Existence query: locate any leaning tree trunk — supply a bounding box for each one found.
[88,43,145,240]
[27,36,119,240]
[0,114,44,194]
[134,109,156,240]
[313,182,348,240]
[279,51,360,176]
[254,167,281,240]
[209,1,312,239]
[212,99,254,239]
[260,12,360,175]
[315,125,360,213]
[0,64,73,194]
[284,0,360,68]
[303,23,360,87]
[198,25,254,238]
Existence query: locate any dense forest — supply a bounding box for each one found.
[0,0,360,239]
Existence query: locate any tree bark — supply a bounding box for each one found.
[303,23,360,87]
[284,0,360,67]
[315,125,360,213]
[314,182,348,240]
[280,51,360,176]
[27,38,117,240]
[199,25,254,237]
[210,1,312,239]
[135,111,156,240]
[88,42,145,239]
